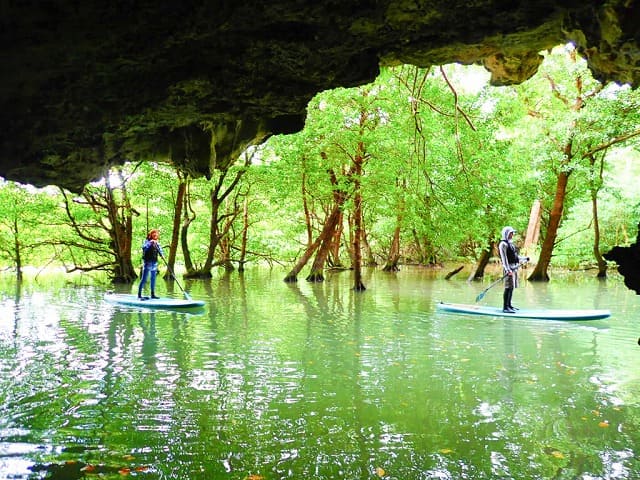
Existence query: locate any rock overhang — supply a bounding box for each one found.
[1,0,639,191]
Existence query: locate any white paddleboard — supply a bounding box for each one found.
[104,293,205,309]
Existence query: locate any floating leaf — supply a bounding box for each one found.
[246,475,265,480]
[122,455,135,461]
[80,464,97,473]
[550,451,565,459]
[375,466,386,477]
[439,448,454,454]
[598,421,610,428]
[119,467,131,475]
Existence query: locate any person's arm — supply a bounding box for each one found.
[498,241,512,275]
[142,239,160,256]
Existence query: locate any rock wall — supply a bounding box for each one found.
[1,1,639,191]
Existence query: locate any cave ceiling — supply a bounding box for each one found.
[1,0,639,191]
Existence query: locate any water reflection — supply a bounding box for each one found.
[0,268,639,479]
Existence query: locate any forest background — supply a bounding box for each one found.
[2,44,640,290]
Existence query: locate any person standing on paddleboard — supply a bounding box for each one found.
[498,226,528,313]
[137,229,164,299]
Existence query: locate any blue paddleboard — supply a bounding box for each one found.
[436,301,610,320]
[105,293,205,309]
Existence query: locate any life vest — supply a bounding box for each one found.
[143,243,158,263]
[500,240,519,264]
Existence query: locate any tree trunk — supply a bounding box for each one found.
[382,221,401,272]
[192,167,246,278]
[286,202,342,282]
[445,265,464,279]
[219,236,235,272]
[327,210,344,267]
[528,170,570,281]
[13,217,22,282]
[383,180,406,271]
[352,145,366,291]
[586,153,607,278]
[301,168,313,247]
[523,199,541,255]
[181,184,196,274]
[238,194,249,272]
[411,229,426,263]
[592,190,607,278]
[306,228,336,282]
[467,241,493,281]
[165,175,186,279]
[362,228,377,266]
[284,237,322,283]
[201,191,222,276]
[286,162,349,282]
[58,167,136,283]
[105,172,136,283]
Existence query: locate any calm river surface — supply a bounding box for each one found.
[0,266,639,479]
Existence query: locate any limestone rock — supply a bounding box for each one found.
[0,1,639,191]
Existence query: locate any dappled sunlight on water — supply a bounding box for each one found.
[0,267,639,479]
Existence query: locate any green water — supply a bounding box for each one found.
[0,267,639,479]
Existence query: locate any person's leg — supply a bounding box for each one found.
[150,269,159,298]
[509,271,519,310]
[506,288,515,312]
[503,274,515,313]
[503,288,510,312]
[138,268,149,298]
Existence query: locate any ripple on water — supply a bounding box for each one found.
[1,271,640,479]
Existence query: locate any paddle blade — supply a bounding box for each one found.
[475,291,486,302]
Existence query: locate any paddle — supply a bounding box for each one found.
[157,248,192,301]
[475,260,527,303]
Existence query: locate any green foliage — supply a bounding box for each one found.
[1,44,639,277]
[0,181,59,273]
[555,147,640,266]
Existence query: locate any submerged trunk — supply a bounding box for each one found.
[467,242,493,281]
[587,153,607,278]
[105,175,136,283]
[285,203,343,282]
[352,147,366,292]
[529,170,570,282]
[165,176,186,279]
[383,181,406,272]
[238,195,249,272]
[13,218,23,282]
[306,231,335,282]
[382,222,401,272]
[181,184,196,275]
[327,210,344,268]
[362,228,377,266]
[523,199,542,256]
[592,188,607,278]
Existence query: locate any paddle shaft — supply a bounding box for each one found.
[155,246,192,300]
[475,261,525,302]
